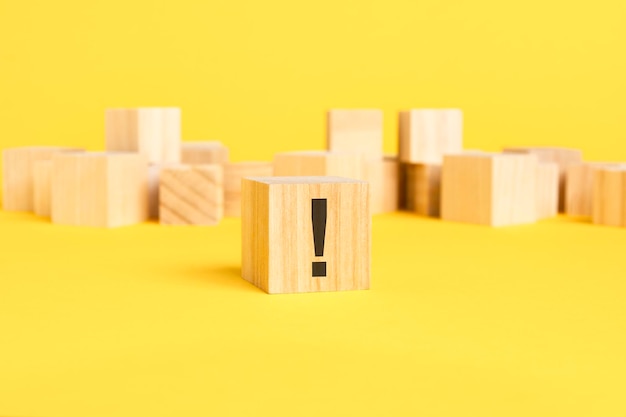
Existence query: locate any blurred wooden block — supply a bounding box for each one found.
[441,153,537,226]
[2,147,81,212]
[399,109,463,164]
[592,167,626,227]
[365,156,399,214]
[181,141,229,165]
[403,163,442,217]
[536,163,559,219]
[242,176,370,294]
[565,162,618,217]
[105,108,181,164]
[159,165,223,225]
[503,147,582,212]
[327,109,383,160]
[33,160,52,217]
[51,152,148,228]
[273,151,365,179]
[224,162,274,217]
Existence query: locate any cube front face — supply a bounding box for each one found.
[242,177,370,294]
[399,109,463,164]
[273,151,364,180]
[592,168,626,227]
[224,162,273,217]
[327,110,383,160]
[404,163,441,217]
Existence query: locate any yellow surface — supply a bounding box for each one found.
[2,0,626,415]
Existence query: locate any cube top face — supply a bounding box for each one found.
[242,177,370,294]
[399,109,463,164]
[327,109,383,160]
[503,147,583,166]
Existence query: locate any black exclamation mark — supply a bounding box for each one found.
[312,199,327,277]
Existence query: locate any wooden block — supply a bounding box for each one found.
[403,163,442,217]
[224,162,274,217]
[565,162,618,217]
[2,147,81,212]
[105,108,181,164]
[399,109,463,164]
[365,156,400,214]
[503,147,583,212]
[33,160,53,217]
[327,109,383,160]
[181,141,229,165]
[441,153,537,226]
[51,152,148,227]
[592,167,626,227]
[273,151,365,179]
[159,165,223,225]
[536,163,559,219]
[242,176,370,294]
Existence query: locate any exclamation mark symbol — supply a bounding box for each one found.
[312,198,327,277]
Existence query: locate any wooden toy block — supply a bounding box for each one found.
[536,162,559,219]
[181,141,229,165]
[159,165,223,225]
[327,109,383,160]
[399,109,463,164]
[2,147,81,212]
[441,153,538,226]
[242,176,370,294]
[224,162,274,217]
[592,167,626,227]
[503,147,583,212]
[51,152,149,227]
[565,162,617,217]
[33,160,52,217]
[365,156,399,214]
[105,108,181,164]
[273,151,365,179]
[402,163,442,217]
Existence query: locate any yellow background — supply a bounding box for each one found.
[1,0,626,416]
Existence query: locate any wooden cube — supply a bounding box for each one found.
[441,153,538,226]
[327,109,383,160]
[2,146,81,211]
[181,141,229,165]
[51,152,148,227]
[503,147,583,212]
[224,162,274,217]
[242,176,370,294]
[273,151,365,179]
[402,163,442,217]
[33,160,53,218]
[399,109,463,164]
[365,156,399,214]
[592,167,626,227]
[566,162,617,217]
[159,165,223,225]
[536,163,559,219]
[105,108,181,164]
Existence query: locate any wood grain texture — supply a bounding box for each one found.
[159,165,223,226]
[565,162,617,217]
[403,162,442,217]
[181,141,229,165]
[105,108,181,164]
[273,150,365,179]
[2,147,82,212]
[242,176,370,294]
[536,162,559,219]
[327,109,383,160]
[33,160,52,218]
[592,167,626,227]
[224,162,273,217]
[365,156,399,214]
[51,152,149,228]
[399,109,463,164]
[441,153,537,226]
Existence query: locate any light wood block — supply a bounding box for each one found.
[327,109,383,160]
[399,109,463,164]
[536,163,559,219]
[224,162,274,217]
[503,147,583,212]
[159,165,223,225]
[2,147,81,212]
[565,162,618,217]
[273,151,365,179]
[242,176,370,294]
[33,160,53,218]
[592,167,626,227]
[402,163,442,217]
[365,156,399,214]
[441,153,538,226]
[51,152,149,228]
[105,108,181,164]
[181,141,229,165]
